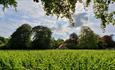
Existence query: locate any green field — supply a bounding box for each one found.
[0,50,115,70]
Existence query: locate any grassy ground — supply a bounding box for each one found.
[0,50,115,70]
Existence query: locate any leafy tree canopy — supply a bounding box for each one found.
[0,36,8,48]
[7,24,32,49]
[78,26,98,49]
[32,26,52,49]
[102,35,115,48]
[0,0,115,28]
[64,33,78,49]
[0,0,17,10]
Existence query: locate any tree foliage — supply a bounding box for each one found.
[93,0,115,28]
[96,35,106,49]
[7,24,32,49]
[32,26,52,49]
[0,36,9,48]
[78,26,98,49]
[0,24,115,49]
[64,33,78,49]
[102,35,115,48]
[0,0,17,10]
[0,0,114,28]
[51,38,64,49]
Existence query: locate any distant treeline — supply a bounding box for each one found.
[0,24,115,49]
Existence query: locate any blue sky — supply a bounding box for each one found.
[0,0,115,40]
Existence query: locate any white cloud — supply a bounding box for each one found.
[0,0,115,40]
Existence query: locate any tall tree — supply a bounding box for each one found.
[1,0,115,28]
[78,26,98,49]
[102,35,114,48]
[7,24,32,49]
[32,26,52,49]
[96,35,106,49]
[64,33,78,49]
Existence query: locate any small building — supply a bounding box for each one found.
[58,44,67,49]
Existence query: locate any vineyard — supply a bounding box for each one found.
[0,50,115,70]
